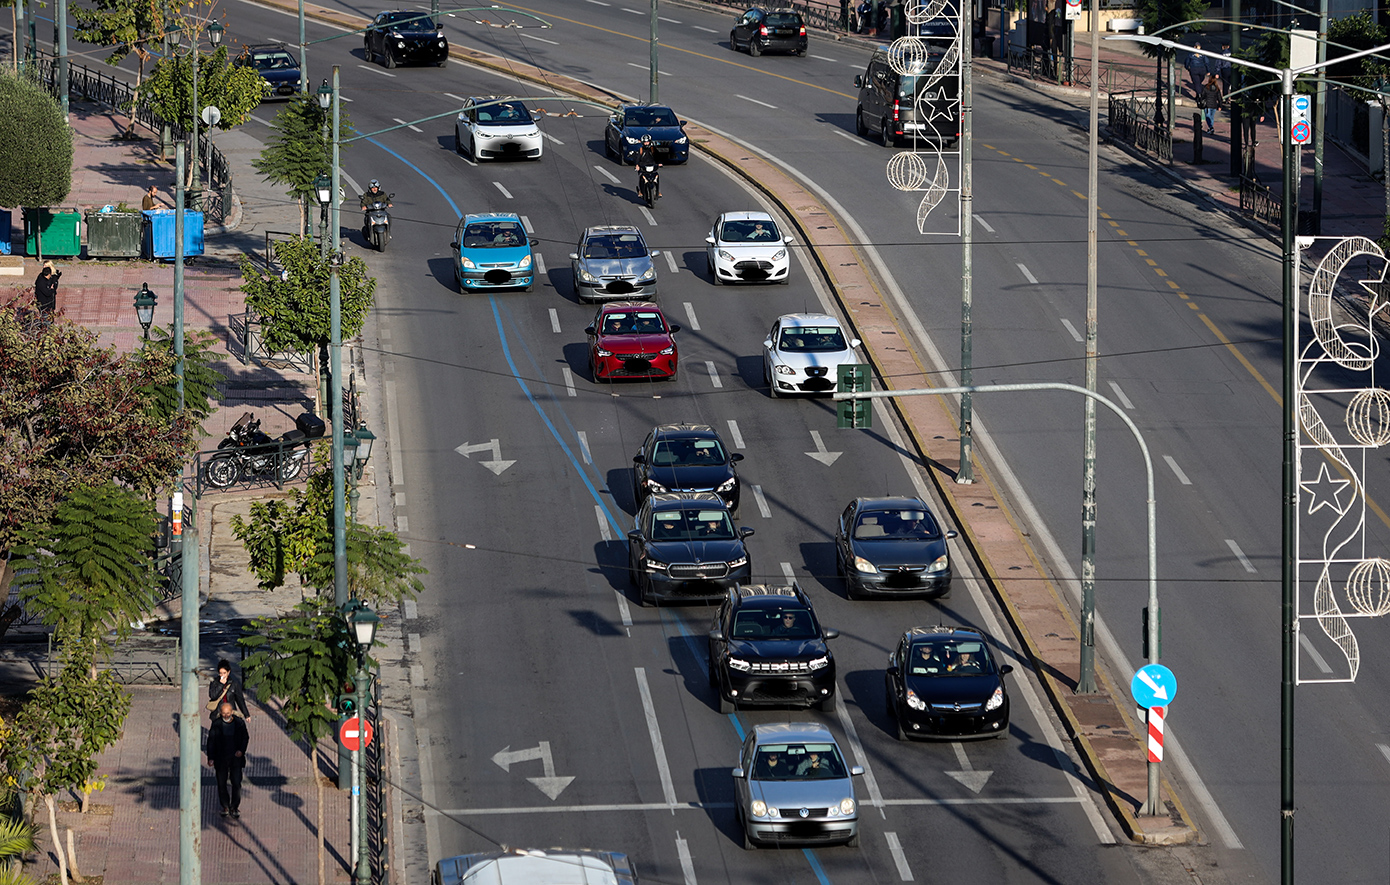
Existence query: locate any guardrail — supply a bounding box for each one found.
[1239,175,1281,228]
[228,310,318,373]
[1108,90,1172,162]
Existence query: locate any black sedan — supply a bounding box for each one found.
[604,104,689,165]
[885,626,1013,740]
[628,493,753,606]
[834,496,957,599]
[364,11,448,68]
[633,423,744,515]
[730,7,808,57]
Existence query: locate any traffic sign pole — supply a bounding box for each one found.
[1146,706,1166,762]
[1130,664,1177,815]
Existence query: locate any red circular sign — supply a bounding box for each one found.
[339,715,374,751]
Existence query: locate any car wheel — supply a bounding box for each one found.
[718,694,734,715]
[523,278,534,293]
[881,116,895,147]
[711,262,722,285]
[856,107,868,138]
[817,694,836,713]
[846,832,860,849]
[454,128,463,154]
[384,48,396,69]
[364,40,374,63]
[708,658,719,688]
[749,38,761,57]
[730,30,738,51]
[437,56,447,68]
[468,136,480,161]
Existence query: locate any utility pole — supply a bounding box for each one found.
[1079,0,1100,695]
[649,0,658,103]
[56,0,68,118]
[1311,0,1328,234]
[958,0,975,484]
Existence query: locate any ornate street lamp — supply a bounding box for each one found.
[341,598,379,885]
[314,173,332,251]
[317,78,332,110]
[133,283,157,341]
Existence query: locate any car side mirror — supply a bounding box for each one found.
[849,338,862,348]
[632,453,646,464]
[709,629,725,641]
[1000,664,1014,676]
[762,337,773,349]
[854,74,865,88]
[732,766,746,779]
[669,324,681,333]
[585,325,596,336]
[680,120,688,126]
[739,527,755,538]
[729,453,744,463]
[627,530,642,542]
[783,236,794,244]
[823,628,840,640]
[650,249,661,257]
[450,239,458,249]
[705,235,715,244]
[946,529,959,540]
[529,238,539,247]
[850,766,865,777]
[568,252,579,260]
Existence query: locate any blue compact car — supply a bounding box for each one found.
[451,213,538,292]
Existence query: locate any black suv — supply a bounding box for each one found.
[730,7,808,57]
[628,493,753,606]
[633,423,744,516]
[707,583,838,713]
[364,11,449,68]
[853,43,960,147]
[235,44,301,100]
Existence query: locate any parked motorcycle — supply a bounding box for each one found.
[362,194,394,252]
[202,411,326,490]
[638,163,660,209]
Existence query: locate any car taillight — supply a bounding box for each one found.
[893,99,900,122]
[759,25,768,35]
[799,26,806,35]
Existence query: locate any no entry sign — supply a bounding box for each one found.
[338,715,374,751]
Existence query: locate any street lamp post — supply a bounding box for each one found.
[314,173,332,255]
[342,600,379,885]
[134,283,157,341]
[169,21,222,208]
[347,427,375,521]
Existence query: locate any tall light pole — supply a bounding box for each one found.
[649,0,659,103]
[1078,0,1101,698]
[957,0,975,485]
[56,0,68,118]
[169,20,222,208]
[342,600,379,885]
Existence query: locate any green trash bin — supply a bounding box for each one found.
[85,211,143,258]
[23,208,82,258]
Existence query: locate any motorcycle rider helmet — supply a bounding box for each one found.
[369,179,380,189]
[640,134,652,145]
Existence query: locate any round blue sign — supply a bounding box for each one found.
[1130,664,1177,709]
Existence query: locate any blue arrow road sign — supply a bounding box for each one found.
[1130,664,1177,709]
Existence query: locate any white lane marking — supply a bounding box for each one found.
[541,131,565,145]
[1300,633,1334,673]
[752,485,772,518]
[578,431,592,465]
[664,250,679,273]
[622,6,642,12]
[736,94,778,109]
[1017,263,1038,284]
[536,252,547,275]
[725,419,743,449]
[833,689,886,816]
[705,361,722,388]
[805,430,842,466]
[1060,318,1083,342]
[1378,744,1390,768]
[596,505,612,542]
[435,795,1089,815]
[972,213,994,232]
[549,308,561,333]
[627,62,671,75]
[639,206,658,226]
[594,165,622,184]
[586,0,610,4]
[885,832,914,881]
[1225,539,1256,573]
[521,32,559,44]
[683,302,700,330]
[812,54,837,62]
[780,562,795,581]
[1163,455,1192,485]
[693,25,716,32]
[834,130,868,145]
[408,633,421,653]
[444,92,466,102]
[250,114,271,125]
[635,667,680,810]
[1108,380,1135,409]
[521,215,533,231]
[392,117,423,133]
[403,600,418,619]
[946,742,992,792]
[615,590,633,628]
[562,367,576,397]
[493,181,514,199]
[358,64,396,77]
[659,16,682,23]
[675,834,697,885]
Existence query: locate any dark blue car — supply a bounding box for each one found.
[236,45,301,100]
[604,104,690,165]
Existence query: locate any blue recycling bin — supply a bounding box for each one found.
[0,209,10,255]
[142,209,204,260]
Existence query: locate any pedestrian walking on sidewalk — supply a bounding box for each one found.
[1200,72,1224,134]
[206,701,249,818]
[208,659,253,720]
[33,261,60,313]
[1184,42,1209,96]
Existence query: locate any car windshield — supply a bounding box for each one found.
[719,219,781,243]
[460,221,525,249]
[765,12,802,26]
[853,509,941,540]
[650,437,726,466]
[386,13,436,29]
[753,744,848,781]
[249,51,297,71]
[600,311,667,336]
[732,608,817,640]
[477,101,532,125]
[584,235,648,260]
[625,107,679,127]
[908,640,990,676]
[778,326,848,353]
[650,509,735,541]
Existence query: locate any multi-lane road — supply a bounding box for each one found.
[35,0,1390,880]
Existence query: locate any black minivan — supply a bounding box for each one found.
[854,44,960,147]
[730,8,808,57]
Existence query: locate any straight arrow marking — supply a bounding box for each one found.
[805,430,842,466]
[945,741,993,793]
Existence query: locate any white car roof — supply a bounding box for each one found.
[718,210,775,223]
[777,313,841,327]
[443,852,621,885]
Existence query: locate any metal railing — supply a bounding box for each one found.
[228,310,318,373]
[368,682,387,884]
[1109,90,1173,162]
[1239,175,1282,228]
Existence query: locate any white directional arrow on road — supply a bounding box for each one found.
[944,741,993,793]
[804,430,843,467]
[455,439,517,475]
[491,741,574,800]
[1136,668,1170,702]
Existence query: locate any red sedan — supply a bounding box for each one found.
[586,301,681,382]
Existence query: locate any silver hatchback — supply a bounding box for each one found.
[732,722,862,849]
[570,225,660,302]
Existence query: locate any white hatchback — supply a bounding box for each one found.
[763,313,861,397]
[454,96,542,161]
[706,211,793,285]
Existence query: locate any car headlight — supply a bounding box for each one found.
[727,554,748,569]
[625,136,640,145]
[750,800,768,817]
[772,249,786,261]
[926,554,949,573]
[808,655,830,670]
[519,254,532,269]
[459,257,476,269]
[905,689,926,711]
[595,348,613,357]
[388,30,402,38]
[728,657,752,672]
[396,40,405,48]
[642,558,668,573]
[774,364,795,375]
[839,798,856,815]
[718,249,735,262]
[985,686,1004,711]
[637,268,656,283]
[644,479,668,493]
[437,40,446,47]
[527,129,540,138]
[675,135,688,144]
[578,269,595,282]
[437,29,445,37]
[716,477,736,493]
[659,345,675,355]
[853,556,879,575]
[477,131,494,138]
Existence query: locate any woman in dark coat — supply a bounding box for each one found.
[208,658,253,719]
[1201,73,1224,135]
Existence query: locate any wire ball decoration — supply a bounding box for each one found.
[887,151,932,191]
[1346,388,1390,447]
[887,37,932,75]
[1346,557,1390,616]
[906,0,952,25]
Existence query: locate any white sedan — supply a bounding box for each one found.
[454,96,542,161]
[706,211,792,285]
[763,313,862,397]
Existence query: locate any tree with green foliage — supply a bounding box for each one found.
[0,70,72,207]
[69,0,175,139]
[0,815,38,885]
[142,43,265,136]
[140,324,226,435]
[1133,0,1208,130]
[0,306,200,554]
[231,464,425,608]
[240,599,358,884]
[238,235,376,354]
[252,95,353,235]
